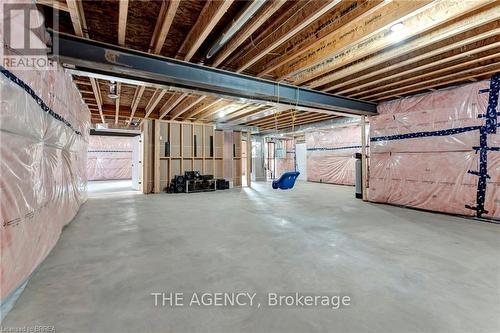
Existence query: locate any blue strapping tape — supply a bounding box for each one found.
[0,66,82,136]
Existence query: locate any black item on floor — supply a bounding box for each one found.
[185,171,201,180]
[164,183,175,193]
[200,174,213,181]
[174,175,185,193]
[216,179,229,190]
[186,179,216,193]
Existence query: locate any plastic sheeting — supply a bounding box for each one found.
[87,136,133,180]
[369,80,499,220]
[275,139,294,177]
[306,124,363,185]
[0,0,90,312]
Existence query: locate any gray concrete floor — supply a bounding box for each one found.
[4,181,500,333]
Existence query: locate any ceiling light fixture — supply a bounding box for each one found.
[390,22,404,32]
[108,81,119,99]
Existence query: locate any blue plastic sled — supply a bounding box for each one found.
[272,171,300,190]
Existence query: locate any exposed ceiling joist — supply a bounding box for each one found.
[127,85,146,126]
[217,104,265,122]
[349,46,500,98]
[150,0,180,54]
[170,95,206,120]
[159,93,189,119]
[234,0,341,73]
[182,98,223,120]
[287,0,493,84]
[194,100,234,120]
[177,0,234,61]
[257,0,386,77]
[212,0,287,67]
[118,0,129,46]
[369,62,500,100]
[316,3,500,91]
[144,89,168,118]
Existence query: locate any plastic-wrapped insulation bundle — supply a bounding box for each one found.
[306,124,364,185]
[87,136,133,180]
[1,1,90,317]
[369,79,499,220]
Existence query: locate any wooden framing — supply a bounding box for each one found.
[193,100,234,121]
[53,0,499,126]
[127,85,146,126]
[170,96,206,120]
[152,120,242,193]
[274,0,433,81]
[352,49,500,99]
[288,0,492,84]
[118,0,128,46]
[256,0,386,77]
[371,63,500,101]
[150,0,180,54]
[144,89,168,118]
[182,98,223,120]
[212,0,286,67]
[314,4,500,90]
[234,0,341,73]
[159,93,189,119]
[177,0,234,61]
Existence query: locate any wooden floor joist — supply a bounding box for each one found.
[170,96,206,120]
[159,93,189,119]
[181,98,223,120]
[372,63,500,101]
[256,0,386,77]
[127,85,146,126]
[211,0,286,67]
[287,0,492,85]
[338,31,500,96]
[315,4,500,91]
[233,0,341,73]
[350,50,500,99]
[176,0,234,61]
[45,0,499,126]
[276,0,435,82]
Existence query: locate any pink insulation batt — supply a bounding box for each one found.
[87,136,133,180]
[1,2,90,302]
[306,124,363,186]
[369,80,499,220]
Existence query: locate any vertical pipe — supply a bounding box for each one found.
[246,131,252,187]
[361,116,368,201]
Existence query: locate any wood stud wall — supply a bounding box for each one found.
[152,120,242,193]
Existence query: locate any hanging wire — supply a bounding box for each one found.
[291,87,300,132]
[274,80,282,131]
